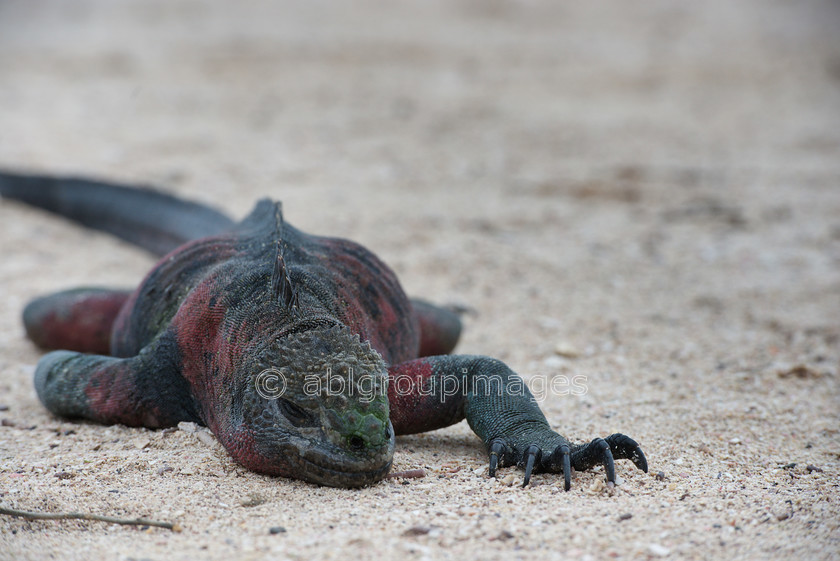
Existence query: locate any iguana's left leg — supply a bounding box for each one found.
[32,332,198,428]
[388,355,647,489]
[22,288,132,354]
[410,299,462,357]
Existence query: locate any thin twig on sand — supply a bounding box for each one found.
[0,505,180,531]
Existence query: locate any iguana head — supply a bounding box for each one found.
[234,324,394,487]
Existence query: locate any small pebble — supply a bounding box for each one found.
[241,493,267,507]
[402,526,430,537]
[554,342,580,358]
[269,526,286,535]
[541,356,567,370]
[496,529,515,541]
[178,421,199,434]
[618,513,632,521]
[648,543,670,557]
[195,431,217,447]
[655,471,666,481]
[587,479,606,494]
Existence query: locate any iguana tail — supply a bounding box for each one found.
[0,170,235,256]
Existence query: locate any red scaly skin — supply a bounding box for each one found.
[22,289,131,354]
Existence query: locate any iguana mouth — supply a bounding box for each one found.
[298,423,396,487]
[298,454,394,487]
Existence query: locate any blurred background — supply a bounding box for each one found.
[1,1,837,213]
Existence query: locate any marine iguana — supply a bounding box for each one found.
[0,171,648,489]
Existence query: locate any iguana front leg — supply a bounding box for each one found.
[388,356,647,488]
[33,332,199,428]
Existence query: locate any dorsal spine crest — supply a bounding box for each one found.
[269,203,299,314]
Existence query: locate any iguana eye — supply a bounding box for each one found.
[276,398,317,427]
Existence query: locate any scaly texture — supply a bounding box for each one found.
[1,171,647,488]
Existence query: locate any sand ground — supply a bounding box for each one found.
[1,1,839,559]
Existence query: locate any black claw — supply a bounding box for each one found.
[488,440,505,478]
[549,444,572,491]
[606,433,648,473]
[596,438,616,484]
[522,445,541,487]
[488,432,647,489]
[633,447,648,473]
[561,446,571,491]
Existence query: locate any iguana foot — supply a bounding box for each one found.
[488,432,648,490]
[386,354,649,490]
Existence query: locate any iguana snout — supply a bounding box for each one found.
[234,325,394,487]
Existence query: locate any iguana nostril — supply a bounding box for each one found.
[349,435,365,450]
